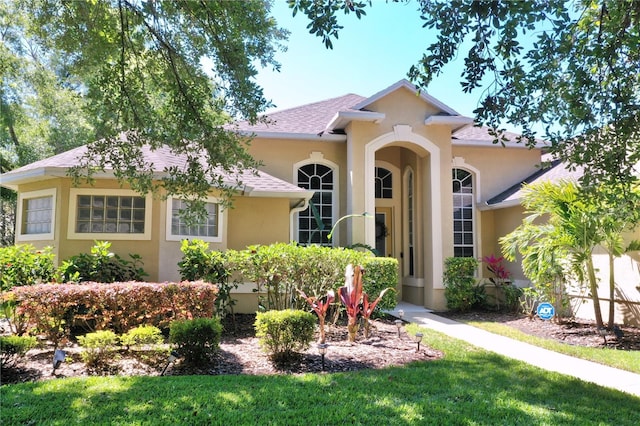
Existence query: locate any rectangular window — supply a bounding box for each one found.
[75,195,145,234]
[17,189,56,240]
[68,189,152,240]
[166,197,223,242]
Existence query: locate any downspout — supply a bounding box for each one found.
[290,197,311,241]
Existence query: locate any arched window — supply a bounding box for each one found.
[375,167,393,199]
[297,163,334,245]
[452,168,474,257]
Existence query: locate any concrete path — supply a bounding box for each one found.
[387,302,640,398]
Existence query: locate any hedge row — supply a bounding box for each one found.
[12,281,218,345]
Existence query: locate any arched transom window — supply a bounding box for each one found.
[452,168,474,257]
[297,163,334,245]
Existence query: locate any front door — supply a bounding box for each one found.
[375,207,393,257]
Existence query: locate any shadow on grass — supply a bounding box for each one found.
[2,339,639,425]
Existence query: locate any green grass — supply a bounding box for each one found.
[463,320,640,374]
[2,328,638,425]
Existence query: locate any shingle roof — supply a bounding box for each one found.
[1,143,309,197]
[235,93,366,135]
[485,159,585,208]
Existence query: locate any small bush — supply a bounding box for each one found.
[120,325,164,350]
[361,257,398,312]
[58,241,147,283]
[78,330,119,367]
[0,244,56,291]
[169,317,222,364]
[443,257,483,312]
[0,335,38,368]
[254,310,315,361]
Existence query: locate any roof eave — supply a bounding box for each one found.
[324,110,386,132]
[453,139,547,149]
[479,199,522,211]
[242,188,315,199]
[238,130,346,142]
[424,115,474,131]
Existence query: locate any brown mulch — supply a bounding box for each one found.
[0,315,442,385]
[3,311,638,385]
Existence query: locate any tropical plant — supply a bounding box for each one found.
[339,264,364,342]
[297,289,335,344]
[482,254,511,286]
[361,287,395,339]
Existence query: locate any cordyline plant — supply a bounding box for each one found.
[297,288,335,344]
[339,264,394,342]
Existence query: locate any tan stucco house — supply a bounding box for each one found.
[2,79,639,323]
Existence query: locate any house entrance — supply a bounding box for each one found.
[375,207,393,257]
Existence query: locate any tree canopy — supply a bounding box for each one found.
[1,0,287,214]
[290,0,640,187]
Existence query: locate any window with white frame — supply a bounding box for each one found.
[375,167,393,199]
[17,188,56,240]
[452,168,474,257]
[166,197,222,242]
[297,163,334,245]
[68,189,152,240]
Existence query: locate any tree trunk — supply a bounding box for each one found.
[586,257,604,328]
[608,252,615,329]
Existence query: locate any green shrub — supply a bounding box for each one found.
[0,335,38,368]
[58,241,147,283]
[120,325,164,350]
[0,244,56,291]
[361,257,398,311]
[443,257,483,312]
[178,239,237,318]
[233,243,370,310]
[169,317,222,364]
[78,330,119,367]
[254,310,315,361]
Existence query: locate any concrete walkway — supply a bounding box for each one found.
[387,302,640,398]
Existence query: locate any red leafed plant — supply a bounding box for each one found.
[339,264,364,342]
[482,254,511,285]
[297,289,335,343]
[361,287,395,339]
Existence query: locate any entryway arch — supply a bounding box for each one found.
[364,124,443,307]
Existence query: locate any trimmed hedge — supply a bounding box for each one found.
[254,309,316,360]
[12,281,218,345]
[169,317,222,364]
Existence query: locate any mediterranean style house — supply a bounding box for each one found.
[2,79,639,324]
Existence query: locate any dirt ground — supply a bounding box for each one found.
[2,311,638,385]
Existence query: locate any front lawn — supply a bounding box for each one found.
[2,328,638,425]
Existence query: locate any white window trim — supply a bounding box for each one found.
[67,188,152,241]
[165,196,223,243]
[16,188,56,241]
[293,152,339,246]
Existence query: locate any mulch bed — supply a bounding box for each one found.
[0,314,442,385]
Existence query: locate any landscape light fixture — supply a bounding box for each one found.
[398,310,404,320]
[413,333,424,352]
[317,343,328,371]
[161,350,180,376]
[394,319,403,337]
[52,349,66,372]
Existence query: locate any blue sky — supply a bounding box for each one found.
[256,1,481,117]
